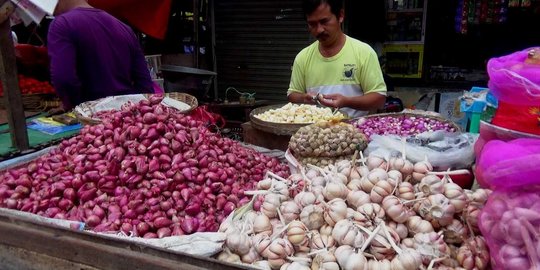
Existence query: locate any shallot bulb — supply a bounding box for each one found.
[406,216,434,236]
[300,204,325,230]
[323,198,348,226]
[361,168,388,193]
[418,175,444,195]
[346,190,371,209]
[370,180,395,203]
[456,236,490,270]
[280,201,301,224]
[310,230,336,251]
[332,219,366,248]
[443,183,467,213]
[419,194,455,228]
[311,250,340,270]
[443,219,468,244]
[382,196,411,223]
[396,182,415,201]
[334,245,368,270]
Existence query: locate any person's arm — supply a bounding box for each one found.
[129,34,153,93]
[48,18,82,110]
[287,92,317,104]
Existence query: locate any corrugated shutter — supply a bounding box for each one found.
[215,0,311,101]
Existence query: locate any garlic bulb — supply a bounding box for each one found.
[226,229,251,255]
[216,248,242,263]
[419,194,455,228]
[280,201,301,224]
[346,178,362,191]
[361,168,388,193]
[387,170,403,186]
[300,204,325,230]
[319,224,334,236]
[366,156,387,170]
[280,261,310,270]
[387,221,408,240]
[253,233,272,256]
[369,226,400,260]
[396,182,415,201]
[389,157,407,171]
[390,248,422,270]
[323,181,349,201]
[366,259,391,270]
[499,244,531,269]
[294,191,317,208]
[346,190,371,209]
[310,230,336,251]
[464,204,482,234]
[456,236,490,270]
[323,198,348,226]
[335,245,368,270]
[254,213,273,235]
[443,183,467,213]
[287,220,309,246]
[257,178,273,190]
[418,175,444,195]
[399,160,414,178]
[471,189,491,204]
[332,219,366,248]
[370,180,395,203]
[443,219,468,244]
[262,194,282,218]
[241,245,261,264]
[413,232,450,265]
[357,203,385,223]
[412,160,433,184]
[265,238,294,269]
[406,216,434,236]
[312,250,340,270]
[382,196,411,223]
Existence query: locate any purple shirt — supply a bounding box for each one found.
[48,8,153,110]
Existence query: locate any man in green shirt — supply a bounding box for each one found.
[287,0,387,118]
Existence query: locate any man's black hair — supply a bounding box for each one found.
[302,0,343,18]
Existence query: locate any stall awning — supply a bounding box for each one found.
[88,0,172,40]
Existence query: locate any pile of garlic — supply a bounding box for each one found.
[217,157,491,270]
[254,103,345,124]
[289,122,368,167]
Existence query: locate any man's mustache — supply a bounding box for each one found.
[316,33,328,39]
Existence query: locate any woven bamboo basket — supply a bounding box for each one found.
[74,92,198,125]
[348,111,462,134]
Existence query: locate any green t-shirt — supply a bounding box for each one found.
[288,36,387,118]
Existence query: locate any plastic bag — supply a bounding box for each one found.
[365,131,478,170]
[478,186,540,270]
[487,47,540,106]
[475,138,540,189]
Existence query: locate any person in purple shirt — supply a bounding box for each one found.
[48,0,154,110]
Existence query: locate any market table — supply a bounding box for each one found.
[0,110,80,160]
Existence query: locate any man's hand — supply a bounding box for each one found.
[288,92,317,104]
[318,93,347,108]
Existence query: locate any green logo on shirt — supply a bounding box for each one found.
[343,64,356,81]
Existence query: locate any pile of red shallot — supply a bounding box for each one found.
[0,95,289,238]
[352,115,457,140]
[218,155,491,270]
